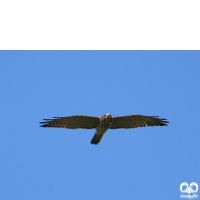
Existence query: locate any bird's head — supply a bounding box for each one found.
[102,113,112,125]
[103,113,112,121]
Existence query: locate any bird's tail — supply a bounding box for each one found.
[91,133,103,145]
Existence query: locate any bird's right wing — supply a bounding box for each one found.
[40,115,100,129]
[110,115,169,129]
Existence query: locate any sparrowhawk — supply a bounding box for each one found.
[40,113,169,145]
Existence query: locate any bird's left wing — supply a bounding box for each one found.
[110,115,169,129]
[40,115,100,129]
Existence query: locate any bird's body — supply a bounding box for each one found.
[91,114,113,144]
[40,113,169,145]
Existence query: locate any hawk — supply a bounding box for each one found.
[40,113,169,145]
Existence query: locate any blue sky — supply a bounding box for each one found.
[0,51,199,200]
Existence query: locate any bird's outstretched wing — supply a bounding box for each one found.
[110,115,169,129]
[40,115,100,129]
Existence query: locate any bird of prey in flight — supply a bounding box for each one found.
[40,113,169,145]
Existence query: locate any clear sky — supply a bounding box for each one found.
[0,51,199,200]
